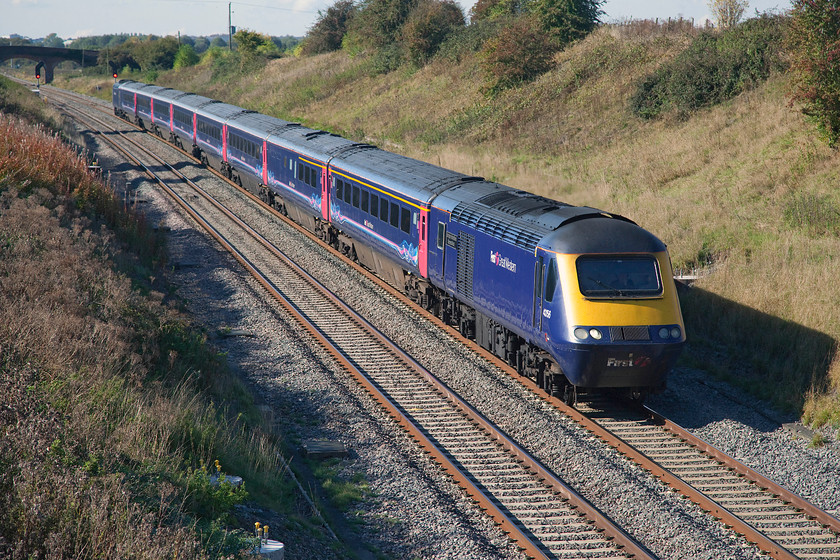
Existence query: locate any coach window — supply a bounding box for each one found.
[352,185,360,208]
[389,202,400,229]
[335,179,343,201]
[361,190,369,213]
[370,193,379,218]
[400,207,411,234]
[380,198,389,223]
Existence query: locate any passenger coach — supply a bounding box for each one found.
[112,79,685,402]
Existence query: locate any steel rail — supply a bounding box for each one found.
[52,85,840,560]
[646,406,840,534]
[53,95,659,560]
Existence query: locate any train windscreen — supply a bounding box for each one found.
[576,256,662,298]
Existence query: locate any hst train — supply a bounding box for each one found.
[113,79,685,403]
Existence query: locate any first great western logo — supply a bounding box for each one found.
[490,251,517,273]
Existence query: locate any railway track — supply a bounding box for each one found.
[42,84,840,560]
[574,398,840,560]
[48,86,655,560]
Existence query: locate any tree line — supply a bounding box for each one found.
[300,0,605,93]
[299,0,840,145]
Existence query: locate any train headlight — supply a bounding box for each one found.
[574,327,589,340]
[589,328,603,340]
[659,327,670,339]
[670,326,681,339]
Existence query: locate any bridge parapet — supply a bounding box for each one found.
[0,45,100,83]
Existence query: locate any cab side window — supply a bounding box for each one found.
[544,258,558,302]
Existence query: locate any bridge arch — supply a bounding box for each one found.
[0,45,100,83]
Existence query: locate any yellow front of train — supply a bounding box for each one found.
[539,211,686,392]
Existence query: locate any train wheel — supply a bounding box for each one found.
[561,383,576,406]
[626,389,647,407]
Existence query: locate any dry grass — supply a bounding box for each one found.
[0,105,293,557]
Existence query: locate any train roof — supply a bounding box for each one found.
[166,92,216,112]
[195,100,249,122]
[269,126,367,165]
[435,181,665,254]
[154,88,192,103]
[113,79,136,92]
[122,83,170,98]
[227,112,297,139]
[330,147,479,206]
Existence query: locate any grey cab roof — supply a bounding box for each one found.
[433,181,662,254]
[329,146,478,206]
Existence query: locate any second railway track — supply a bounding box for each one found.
[48,86,656,560]
[41,83,840,560]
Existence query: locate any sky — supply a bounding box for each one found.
[3,0,792,41]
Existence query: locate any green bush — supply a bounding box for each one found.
[528,0,604,46]
[783,192,840,237]
[469,0,520,21]
[787,0,840,146]
[402,0,465,65]
[480,16,557,95]
[302,0,357,55]
[631,13,787,119]
[436,18,502,62]
[187,466,248,518]
[174,44,200,69]
[346,0,420,51]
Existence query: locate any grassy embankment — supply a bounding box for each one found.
[59,18,840,430]
[0,76,327,558]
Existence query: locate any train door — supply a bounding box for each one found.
[533,255,545,331]
[321,166,329,220]
[222,124,228,162]
[418,210,428,277]
[261,141,268,186]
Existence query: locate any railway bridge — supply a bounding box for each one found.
[0,45,100,83]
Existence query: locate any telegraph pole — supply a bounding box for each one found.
[228,2,232,51]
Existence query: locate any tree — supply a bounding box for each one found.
[401,0,464,64]
[233,29,281,59]
[42,33,65,48]
[469,0,521,21]
[480,15,556,94]
[174,44,199,68]
[132,36,180,70]
[707,0,749,29]
[98,47,140,74]
[346,0,419,51]
[527,0,604,47]
[302,0,357,55]
[787,0,840,146]
[193,36,210,53]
